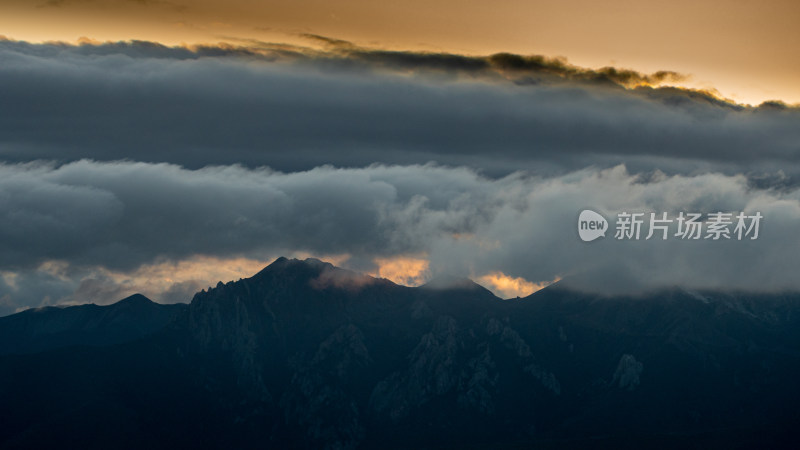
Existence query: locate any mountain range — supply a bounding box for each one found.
[2,257,799,449]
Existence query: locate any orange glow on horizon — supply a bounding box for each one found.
[31,256,275,307]
[371,256,431,287]
[28,254,566,307]
[477,272,561,299]
[103,256,272,300]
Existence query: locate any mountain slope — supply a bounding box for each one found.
[0,294,186,355]
[2,258,800,449]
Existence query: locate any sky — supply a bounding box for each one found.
[1,0,799,105]
[0,1,799,314]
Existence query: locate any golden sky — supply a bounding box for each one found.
[1,0,798,105]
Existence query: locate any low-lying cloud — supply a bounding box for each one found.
[1,160,799,314]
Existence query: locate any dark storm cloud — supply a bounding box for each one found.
[1,37,800,313]
[1,160,799,315]
[0,38,797,178]
[299,33,685,87]
[0,161,497,271]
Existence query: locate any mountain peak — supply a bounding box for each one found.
[422,274,486,291]
[257,256,334,274]
[116,293,155,306]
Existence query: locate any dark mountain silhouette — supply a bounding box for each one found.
[2,258,800,449]
[0,293,185,355]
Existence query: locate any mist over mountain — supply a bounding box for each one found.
[2,257,800,449]
[2,37,800,309]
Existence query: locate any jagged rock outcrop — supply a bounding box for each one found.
[5,258,800,449]
[613,353,643,390]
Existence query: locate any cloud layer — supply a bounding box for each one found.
[0,38,798,179]
[1,38,799,314]
[1,160,799,314]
